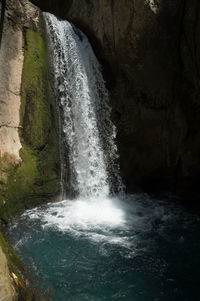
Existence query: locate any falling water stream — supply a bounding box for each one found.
[6,13,200,301]
[44,13,123,198]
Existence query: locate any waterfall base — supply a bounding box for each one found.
[6,194,200,301]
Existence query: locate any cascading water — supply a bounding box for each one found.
[44,13,123,199]
[5,12,200,301]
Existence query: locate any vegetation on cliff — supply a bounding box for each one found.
[0,29,60,224]
[0,25,60,300]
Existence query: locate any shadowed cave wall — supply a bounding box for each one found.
[30,0,200,201]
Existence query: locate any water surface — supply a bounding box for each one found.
[7,194,200,301]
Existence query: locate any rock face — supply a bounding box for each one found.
[0,1,60,299]
[0,21,23,160]
[30,0,200,201]
[0,231,26,301]
[0,0,60,224]
[0,0,40,160]
[0,246,16,301]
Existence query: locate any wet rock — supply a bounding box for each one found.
[0,247,16,301]
[29,0,200,201]
[0,0,60,223]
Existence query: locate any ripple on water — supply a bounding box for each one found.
[6,194,200,301]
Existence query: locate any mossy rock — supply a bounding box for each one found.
[0,229,40,300]
[0,29,60,223]
[20,30,52,151]
[0,230,23,279]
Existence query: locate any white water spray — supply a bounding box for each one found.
[24,13,126,242]
[44,13,123,198]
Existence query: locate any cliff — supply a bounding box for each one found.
[0,1,60,299]
[0,245,16,301]
[30,0,200,201]
[0,0,60,224]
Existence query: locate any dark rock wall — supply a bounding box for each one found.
[179,0,200,200]
[30,0,200,200]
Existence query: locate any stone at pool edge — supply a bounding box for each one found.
[0,246,16,301]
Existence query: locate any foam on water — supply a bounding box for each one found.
[29,198,125,229]
[7,195,200,301]
[21,193,180,251]
[22,196,128,246]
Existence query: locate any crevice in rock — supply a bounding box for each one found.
[0,124,22,129]
[0,0,6,48]
[7,88,20,97]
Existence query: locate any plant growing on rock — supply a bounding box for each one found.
[144,0,160,6]
[144,0,160,14]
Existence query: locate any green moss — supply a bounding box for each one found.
[0,231,23,279]
[0,230,36,300]
[0,27,60,301]
[20,30,52,150]
[0,29,60,223]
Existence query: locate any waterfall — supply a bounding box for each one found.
[44,13,123,199]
